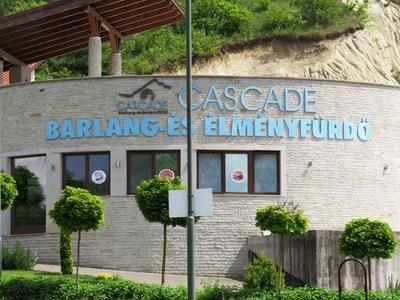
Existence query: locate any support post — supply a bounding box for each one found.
[87,10,102,77]
[109,33,122,76]
[9,65,31,84]
[88,36,102,77]
[186,0,196,299]
[0,60,3,87]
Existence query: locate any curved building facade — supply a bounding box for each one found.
[1,76,399,277]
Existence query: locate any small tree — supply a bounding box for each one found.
[255,204,309,291]
[135,176,190,285]
[59,230,73,275]
[339,218,397,290]
[244,254,283,290]
[0,173,18,210]
[49,186,104,286]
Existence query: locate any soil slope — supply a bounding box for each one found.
[175,0,400,85]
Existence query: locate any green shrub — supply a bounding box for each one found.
[255,205,309,235]
[244,255,283,290]
[0,172,18,210]
[262,4,306,33]
[192,0,252,36]
[340,218,397,260]
[2,242,38,270]
[340,218,397,290]
[394,72,400,84]
[60,230,73,275]
[293,0,344,26]
[2,275,400,300]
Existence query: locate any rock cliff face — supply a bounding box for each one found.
[177,1,400,85]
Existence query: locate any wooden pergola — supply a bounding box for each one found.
[0,0,183,76]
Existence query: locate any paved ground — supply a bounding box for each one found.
[34,264,242,288]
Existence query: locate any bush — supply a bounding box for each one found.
[262,4,306,33]
[0,173,18,210]
[244,255,283,290]
[192,0,252,36]
[60,230,73,275]
[2,275,400,300]
[394,72,400,84]
[340,218,397,260]
[340,218,397,290]
[293,0,344,27]
[2,242,38,270]
[255,205,309,235]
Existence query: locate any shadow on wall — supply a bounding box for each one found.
[226,241,249,280]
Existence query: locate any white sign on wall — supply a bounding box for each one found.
[169,188,213,218]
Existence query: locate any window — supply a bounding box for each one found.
[11,156,46,234]
[197,151,280,194]
[63,152,110,195]
[128,151,180,194]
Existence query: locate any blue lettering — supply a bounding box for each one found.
[106,117,122,137]
[46,120,60,140]
[224,86,239,111]
[232,118,253,136]
[123,117,140,136]
[142,117,158,137]
[268,118,284,137]
[178,86,202,110]
[76,119,91,138]
[60,120,75,139]
[304,88,318,113]
[284,88,303,112]
[240,87,262,111]
[203,86,224,110]
[284,119,299,138]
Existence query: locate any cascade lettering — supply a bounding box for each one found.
[45,84,372,142]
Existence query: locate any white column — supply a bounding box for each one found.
[110,52,122,76]
[1,156,11,236]
[110,150,126,196]
[9,65,31,84]
[0,60,3,87]
[45,153,62,233]
[88,36,102,77]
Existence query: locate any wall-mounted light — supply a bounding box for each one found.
[115,160,121,168]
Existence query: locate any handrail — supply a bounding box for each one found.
[338,258,368,300]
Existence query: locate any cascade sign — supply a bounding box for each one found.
[46,82,372,142]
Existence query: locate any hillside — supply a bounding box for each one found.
[1,0,399,85]
[174,0,400,85]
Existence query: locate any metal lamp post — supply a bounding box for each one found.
[185,0,196,299]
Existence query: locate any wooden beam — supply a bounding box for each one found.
[86,6,124,40]
[87,10,102,36]
[0,49,26,66]
[109,32,121,53]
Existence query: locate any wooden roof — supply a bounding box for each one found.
[0,0,183,71]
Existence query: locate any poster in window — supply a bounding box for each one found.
[230,170,246,183]
[159,169,175,180]
[91,170,107,185]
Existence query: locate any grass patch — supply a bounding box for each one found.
[2,271,400,300]
[1,270,96,283]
